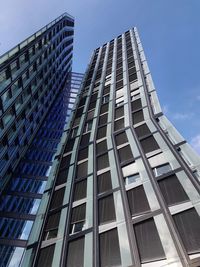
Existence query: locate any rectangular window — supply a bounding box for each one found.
[115,131,128,146]
[124,173,140,185]
[78,148,88,161]
[76,161,88,179]
[173,208,200,254]
[55,169,68,186]
[131,98,142,112]
[135,123,151,139]
[153,163,172,177]
[50,188,65,210]
[67,237,84,267]
[127,186,150,216]
[98,171,112,194]
[114,118,124,131]
[100,103,109,114]
[158,174,189,206]
[132,110,144,124]
[37,245,55,267]
[73,180,87,201]
[43,211,61,240]
[83,120,93,133]
[97,153,109,171]
[97,126,107,140]
[100,228,121,267]
[118,145,134,164]
[115,106,124,119]
[70,204,86,234]
[60,154,71,169]
[134,218,165,263]
[140,135,159,154]
[102,94,109,104]
[99,194,116,224]
[80,133,90,147]
[99,114,108,126]
[96,140,108,155]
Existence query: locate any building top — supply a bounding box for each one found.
[0,12,74,66]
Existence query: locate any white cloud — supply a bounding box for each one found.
[172,112,194,120]
[190,134,200,155]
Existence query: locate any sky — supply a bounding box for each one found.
[0,0,200,154]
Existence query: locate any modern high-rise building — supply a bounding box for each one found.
[19,27,200,267]
[0,13,83,267]
[1,14,200,267]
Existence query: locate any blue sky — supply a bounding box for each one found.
[1,0,200,154]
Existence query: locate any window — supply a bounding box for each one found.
[134,218,165,263]
[127,186,150,216]
[76,161,88,179]
[97,126,107,140]
[80,133,90,147]
[132,110,144,124]
[140,136,159,154]
[56,169,68,186]
[115,131,128,146]
[115,106,124,119]
[153,163,172,177]
[50,188,65,210]
[135,124,151,139]
[60,154,71,169]
[99,114,108,126]
[71,128,78,139]
[118,145,134,164]
[158,174,189,206]
[64,138,75,153]
[99,194,116,224]
[3,109,14,126]
[96,140,108,155]
[114,118,124,131]
[83,120,93,133]
[78,148,88,161]
[37,245,55,267]
[173,208,200,254]
[67,237,84,267]
[73,180,87,201]
[98,171,112,194]
[100,228,121,267]
[1,90,12,105]
[97,153,109,171]
[70,204,86,234]
[43,211,61,240]
[124,173,140,185]
[131,98,142,112]
[87,109,95,120]
[102,94,109,104]
[100,103,109,114]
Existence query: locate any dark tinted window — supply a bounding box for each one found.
[118,145,133,164]
[135,218,165,263]
[158,174,189,205]
[173,208,200,254]
[50,188,65,210]
[115,106,124,119]
[37,245,55,267]
[114,118,124,131]
[78,148,88,161]
[67,237,84,267]
[97,153,109,171]
[76,161,88,179]
[97,126,107,139]
[73,180,87,201]
[80,133,90,147]
[99,114,108,126]
[56,169,68,186]
[115,131,128,146]
[132,110,144,124]
[140,136,159,154]
[96,140,108,155]
[131,98,142,112]
[135,124,151,138]
[100,228,121,267]
[98,171,112,194]
[127,186,150,216]
[99,194,116,224]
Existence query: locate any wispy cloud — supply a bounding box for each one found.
[190,134,200,155]
[172,112,194,120]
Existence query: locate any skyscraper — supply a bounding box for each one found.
[22,27,200,267]
[0,13,83,267]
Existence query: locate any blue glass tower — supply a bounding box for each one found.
[0,13,83,267]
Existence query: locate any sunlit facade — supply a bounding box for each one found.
[22,28,200,267]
